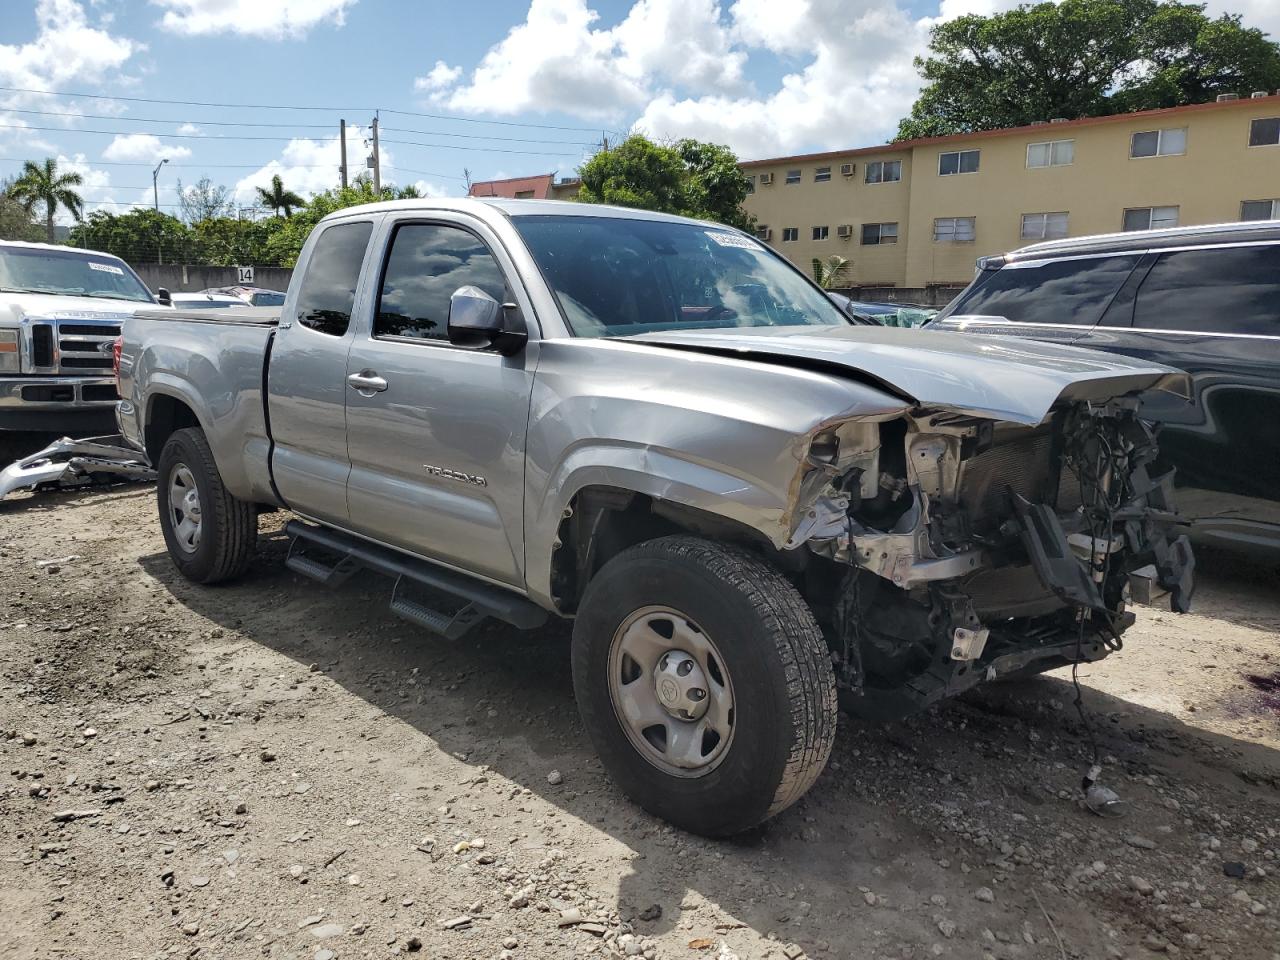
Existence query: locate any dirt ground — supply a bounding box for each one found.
[2,476,1278,960]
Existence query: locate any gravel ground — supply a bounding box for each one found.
[1,477,1278,960]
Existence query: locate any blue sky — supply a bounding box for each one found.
[2,0,1274,219]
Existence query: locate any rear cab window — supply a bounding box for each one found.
[295,220,374,336]
[938,254,1141,326]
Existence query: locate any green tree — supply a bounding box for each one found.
[811,255,850,289]
[576,135,755,230]
[0,177,44,242]
[68,208,192,264]
[8,157,84,243]
[896,0,1280,140]
[255,174,307,218]
[192,216,282,266]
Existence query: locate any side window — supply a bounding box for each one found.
[947,255,1141,325]
[295,221,373,336]
[1133,245,1280,336]
[375,223,509,342]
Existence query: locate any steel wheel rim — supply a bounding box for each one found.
[167,463,202,554]
[607,605,736,778]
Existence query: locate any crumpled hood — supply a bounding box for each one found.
[1,292,151,324]
[625,325,1190,426]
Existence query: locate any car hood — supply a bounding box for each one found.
[1,292,154,323]
[624,325,1190,426]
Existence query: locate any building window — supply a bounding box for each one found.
[755,224,770,239]
[934,216,976,242]
[782,227,799,242]
[785,169,802,184]
[1021,211,1069,240]
[1026,139,1074,168]
[860,222,899,245]
[1249,117,1280,146]
[814,166,832,182]
[938,149,980,176]
[864,160,902,183]
[1123,206,1179,231]
[1241,199,1280,221]
[513,190,535,199]
[1130,128,1186,158]
[745,176,755,194]
[812,226,829,241]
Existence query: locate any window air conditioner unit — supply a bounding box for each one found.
[840,163,854,177]
[837,224,853,239]
[759,227,773,241]
[759,172,773,185]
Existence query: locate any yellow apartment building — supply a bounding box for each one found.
[740,93,1280,289]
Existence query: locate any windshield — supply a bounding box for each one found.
[0,247,154,303]
[250,290,286,306]
[510,214,850,336]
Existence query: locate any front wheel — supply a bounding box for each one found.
[156,427,257,584]
[572,536,837,836]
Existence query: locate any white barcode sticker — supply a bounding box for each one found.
[88,262,124,275]
[705,231,758,249]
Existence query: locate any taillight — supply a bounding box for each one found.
[112,335,123,382]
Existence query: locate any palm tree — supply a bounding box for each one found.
[255,175,307,218]
[811,254,850,290]
[9,157,84,243]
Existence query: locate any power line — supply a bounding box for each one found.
[0,85,610,134]
[1,155,468,182]
[3,122,593,156]
[5,108,596,146]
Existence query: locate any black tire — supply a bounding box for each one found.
[572,535,837,837]
[156,427,257,584]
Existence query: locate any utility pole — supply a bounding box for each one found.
[371,112,381,193]
[152,157,169,212]
[339,119,348,189]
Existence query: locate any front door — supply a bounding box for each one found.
[267,218,375,526]
[343,217,537,587]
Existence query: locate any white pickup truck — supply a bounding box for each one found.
[1,240,160,435]
[118,198,1194,836]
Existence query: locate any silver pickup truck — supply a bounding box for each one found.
[118,198,1193,836]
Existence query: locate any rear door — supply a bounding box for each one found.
[267,217,376,526]
[1078,242,1280,548]
[933,252,1144,344]
[342,213,538,587]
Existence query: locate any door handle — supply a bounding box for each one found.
[347,370,388,395]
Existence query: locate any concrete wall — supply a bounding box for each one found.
[743,94,1280,287]
[131,263,294,294]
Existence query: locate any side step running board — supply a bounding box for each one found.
[283,520,548,638]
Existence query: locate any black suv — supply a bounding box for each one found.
[931,220,1280,554]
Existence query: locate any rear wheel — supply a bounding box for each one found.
[572,536,837,836]
[156,427,257,584]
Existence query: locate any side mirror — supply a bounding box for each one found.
[447,285,525,355]
[156,287,172,306]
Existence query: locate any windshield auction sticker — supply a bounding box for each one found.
[705,231,760,249]
[88,262,125,275]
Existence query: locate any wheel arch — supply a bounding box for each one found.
[546,484,795,615]
[144,389,205,464]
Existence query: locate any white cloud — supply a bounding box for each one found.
[423,0,748,122]
[638,1,927,157]
[421,0,923,153]
[151,0,357,38]
[230,124,380,207]
[102,133,193,162]
[0,0,140,94]
[415,61,462,93]
[177,122,203,136]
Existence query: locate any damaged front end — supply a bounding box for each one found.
[787,399,1194,720]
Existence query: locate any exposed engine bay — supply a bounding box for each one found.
[788,398,1195,719]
